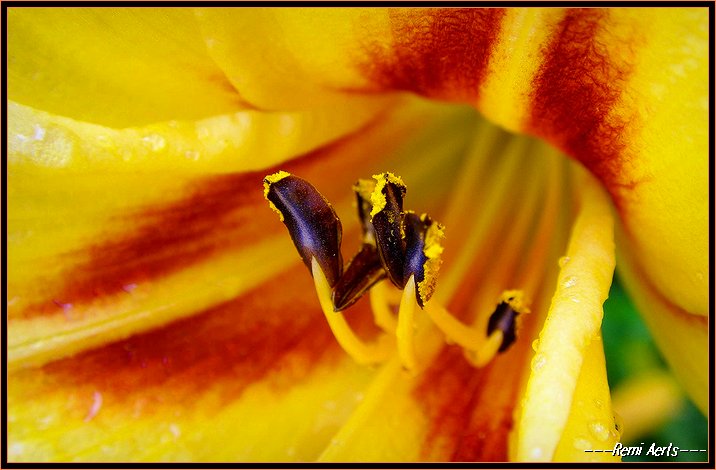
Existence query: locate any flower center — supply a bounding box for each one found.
[263,166,529,370]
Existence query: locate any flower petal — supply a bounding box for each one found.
[8,98,390,172]
[8,8,243,127]
[8,264,378,462]
[515,172,616,461]
[187,9,708,399]
[8,97,450,369]
[550,336,620,462]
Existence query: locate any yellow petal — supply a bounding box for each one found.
[8,98,391,173]
[8,264,378,462]
[8,8,243,127]
[552,336,620,462]
[515,171,616,461]
[193,8,391,111]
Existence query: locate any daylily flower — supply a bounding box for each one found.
[7,6,708,463]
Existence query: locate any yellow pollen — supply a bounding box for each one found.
[369,172,405,218]
[263,170,291,221]
[418,220,445,304]
[353,178,376,202]
[501,289,530,314]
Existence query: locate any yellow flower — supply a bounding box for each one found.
[7,7,707,463]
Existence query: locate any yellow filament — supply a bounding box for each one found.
[358,124,531,370]
[311,258,392,365]
[426,144,548,364]
[424,296,510,367]
[464,331,505,368]
[368,281,398,333]
[396,275,418,370]
[467,148,564,369]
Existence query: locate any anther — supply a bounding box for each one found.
[353,178,378,245]
[263,171,343,287]
[487,290,529,352]
[403,212,445,308]
[332,179,386,311]
[369,172,407,288]
[332,244,386,311]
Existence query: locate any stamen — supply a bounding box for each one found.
[425,297,519,368]
[463,330,505,368]
[423,140,555,367]
[353,178,378,245]
[264,171,343,287]
[486,290,530,352]
[396,275,418,370]
[403,212,445,307]
[369,172,407,288]
[369,281,398,333]
[311,258,392,365]
[332,244,386,312]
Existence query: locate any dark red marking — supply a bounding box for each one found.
[360,8,507,103]
[20,109,400,319]
[413,332,534,461]
[21,171,269,318]
[15,264,379,411]
[528,9,640,206]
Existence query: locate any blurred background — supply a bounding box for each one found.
[602,276,708,462]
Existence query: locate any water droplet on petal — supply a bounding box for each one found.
[96,134,111,147]
[558,256,570,268]
[563,276,577,288]
[142,134,166,152]
[33,124,46,141]
[573,437,592,450]
[9,442,25,458]
[529,447,543,459]
[589,422,610,442]
[532,353,547,371]
[531,339,540,352]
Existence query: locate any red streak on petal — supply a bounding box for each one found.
[413,342,528,461]
[19,264,377,413]
[528,9,639,206]
[20,110,400,319]
[413,240,540,461]
[20,171,268,318]
[360,8,506,103]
